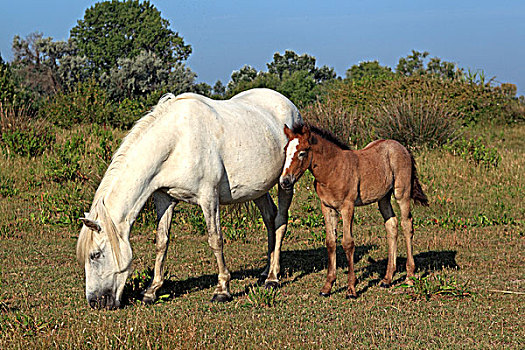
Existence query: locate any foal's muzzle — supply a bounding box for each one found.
[279,175,296,190]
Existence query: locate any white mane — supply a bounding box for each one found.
[91,93,178,208]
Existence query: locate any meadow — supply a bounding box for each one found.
[0,114,523,348]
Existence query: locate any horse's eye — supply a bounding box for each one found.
[90,251,102,260]
[298,151,308,159]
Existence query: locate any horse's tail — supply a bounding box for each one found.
[409,153,429,207]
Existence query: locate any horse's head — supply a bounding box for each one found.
[280,124,316,190]
[77,200,132,309]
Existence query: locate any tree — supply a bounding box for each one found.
[11,32,62,97]
[227,65,258,92]
[212,80,226,98]
[396,50,429,76]
[267,50,336,83]
[70,0,191,76]
[426,57,463,80]
[0,55,18,105]
[346,61,393,81]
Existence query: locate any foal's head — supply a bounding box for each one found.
[280,124,316,190]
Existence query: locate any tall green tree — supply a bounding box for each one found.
[346,61,393,81]
[396,50,429,76]
[267,50,336,83]
[70,0,191,76]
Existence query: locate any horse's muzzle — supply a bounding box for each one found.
[279,175,296,190]
[88,291,119,310]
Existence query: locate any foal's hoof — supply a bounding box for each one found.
[346,294,358,300]
[319,292,330,298]
[211,294,232,303]
[380,281,392,288]
[264,281,279,290]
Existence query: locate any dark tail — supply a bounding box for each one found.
[410,153,429,207]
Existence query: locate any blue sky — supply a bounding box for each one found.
[1,0,524,95]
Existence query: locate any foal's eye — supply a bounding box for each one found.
[90,251,102,261]
[298,151,308,159]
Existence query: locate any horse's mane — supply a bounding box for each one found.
[292,122,350,150]
[78,93,179,265]
[91,93,177,207]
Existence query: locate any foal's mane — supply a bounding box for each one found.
[292,122,350,150]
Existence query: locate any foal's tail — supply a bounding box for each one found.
[410,153,429,207]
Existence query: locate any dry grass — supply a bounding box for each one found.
[0,124,523,349]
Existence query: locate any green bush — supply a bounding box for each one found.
[44,133,86,182]
[39,79,116,127]
[443,137,501,168]
[370,91,461,148]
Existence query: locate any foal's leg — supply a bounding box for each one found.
[200,194,231,302]
[253,193,277,284]
[143,192,177,303]
[341,203,357,299]
[378,195,398,287]
[320,202,339,297]
[264,186,293,288]
[397,197,416,284]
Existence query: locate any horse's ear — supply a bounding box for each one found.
[309,135,318,145]
[80,217,102,232]
[283,125,293,139]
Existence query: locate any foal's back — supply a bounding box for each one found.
[351,139,412,205]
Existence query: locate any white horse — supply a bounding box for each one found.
[77,88,302,309]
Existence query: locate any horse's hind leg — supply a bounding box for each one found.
[320,202,339,297]
[397,197,416,284]
[201,194,232,302]
[253,193,277,285]
[378,195,398,288]
[341,203,357,299]
[143,192,177,303]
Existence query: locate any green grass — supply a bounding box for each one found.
[0,124,523,348]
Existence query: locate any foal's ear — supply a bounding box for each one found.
[309,135,318,145]
[80,217,102,232]
[283,125,293,139]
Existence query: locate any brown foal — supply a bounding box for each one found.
[280,123,428,299]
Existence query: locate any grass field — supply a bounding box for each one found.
[0,123,523,349]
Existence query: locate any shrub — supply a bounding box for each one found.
[245,285,281,307]
[370,92,461,148]
[44,133,86,182]
[302,96,370,148]
[443,137,501,168]
[400,273,472,300]
[39,79,116,127]
[1,102,55,158]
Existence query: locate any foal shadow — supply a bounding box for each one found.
[354,250,458,296]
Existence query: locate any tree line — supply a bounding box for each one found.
[1,0,520,121]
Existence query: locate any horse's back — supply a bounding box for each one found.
[159,89,301,204]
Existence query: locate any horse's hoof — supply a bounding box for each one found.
[211,294,232,303]
[142,294,155,304]
[265,281,279,290]
[346,294,358,300]
[319,292,330,298]
[380,281,391,288]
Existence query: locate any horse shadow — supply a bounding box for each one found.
[122,246,457,305]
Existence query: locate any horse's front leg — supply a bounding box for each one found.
[320,202,339,297]
[143,192,177,303]
[265,186,294,288]
[341,203,357,299]
[253,193,277,285]
[201,195,231,302]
